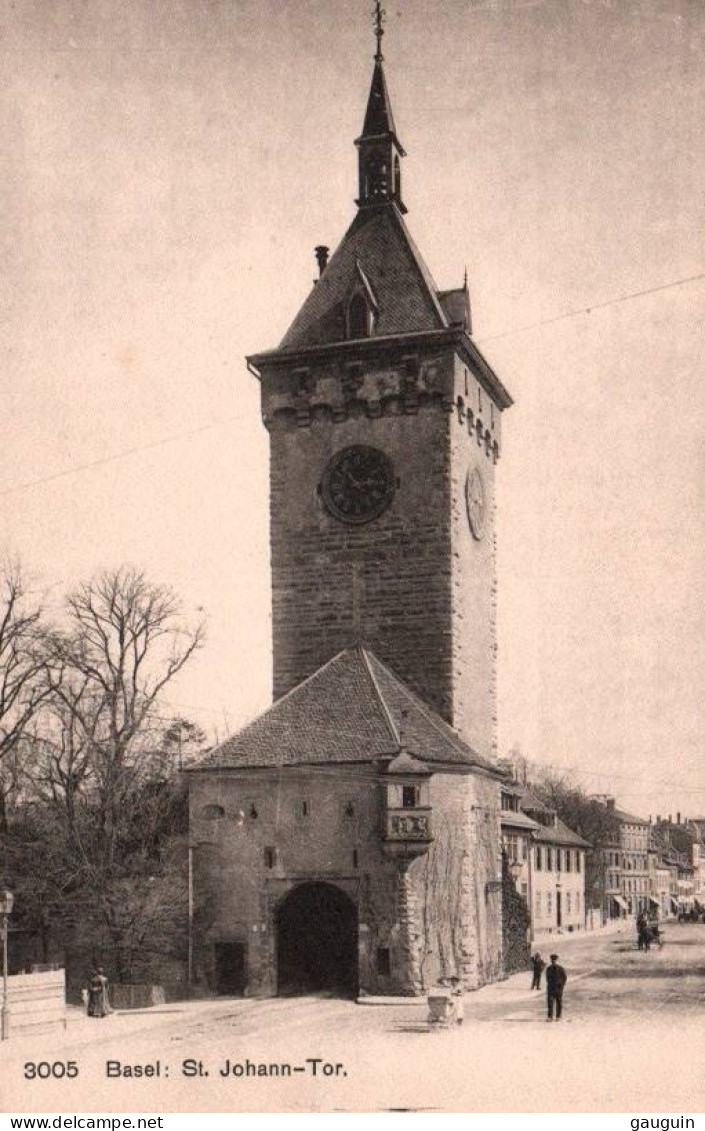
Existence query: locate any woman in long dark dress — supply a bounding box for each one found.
[87,967,110,1017]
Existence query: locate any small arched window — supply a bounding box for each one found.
[366,153,388,199]
[349,293,370,339]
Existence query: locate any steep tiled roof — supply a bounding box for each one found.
[191,646,496,773]
[278,205,447,351]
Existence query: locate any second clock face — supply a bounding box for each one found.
[466,465,487,541]
[322,445,395,524]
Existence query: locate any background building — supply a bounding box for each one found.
[500,774,588,938]
[592,798,649,920]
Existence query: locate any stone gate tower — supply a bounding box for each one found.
[188,12,514,1000]
[248,33,512,762]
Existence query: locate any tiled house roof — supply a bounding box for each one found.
[191,646,498,774]
[532,817,591,849]
[504,786,591,848]
[501,810,540,833]
[611,806,649,825]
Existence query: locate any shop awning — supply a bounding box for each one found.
[670,897,679,913]
[649,896,660,907]
[614,895,629,911]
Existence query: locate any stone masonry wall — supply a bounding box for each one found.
[261,341,504,732]
[268,399,455,721]
[189,763,502,997]
[449,353,500,760]
[406,769,504,991]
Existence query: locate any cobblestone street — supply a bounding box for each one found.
[3,924,704,1113]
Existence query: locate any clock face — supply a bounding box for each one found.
[322,445,395,525]
[466,466,486,541]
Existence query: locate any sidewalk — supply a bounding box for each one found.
[1,996,235,1062]
[532,919,628,947]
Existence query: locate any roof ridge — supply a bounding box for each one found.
[389,205,448,328]
[367,650,493,771]
[360,645,401,748]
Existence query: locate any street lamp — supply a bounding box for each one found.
[1,889,15,1041]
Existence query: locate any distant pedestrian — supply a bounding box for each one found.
[530,951,545,990]
[546,954,567,1021]
[450,976,464,1025]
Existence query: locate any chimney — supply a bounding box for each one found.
[314,245,330,277]
[677,812,681,825]
[605,797,615,811]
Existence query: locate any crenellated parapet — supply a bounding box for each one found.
[254,336,504,461]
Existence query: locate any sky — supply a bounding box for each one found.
[2,0,704,816]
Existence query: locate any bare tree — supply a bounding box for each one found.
[13,567,206,979]
[45,569,203,843]
[530,768,617,909]
[0,559,52,849]
[0,560,49,767]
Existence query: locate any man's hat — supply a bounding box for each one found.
[550,954,559,960]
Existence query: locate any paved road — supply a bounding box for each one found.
[2,923,704,1113]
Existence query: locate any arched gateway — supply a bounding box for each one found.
[276,882,358,997]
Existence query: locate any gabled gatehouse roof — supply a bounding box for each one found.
[191,645,498,774]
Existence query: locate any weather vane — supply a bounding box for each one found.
[373,1,386,62]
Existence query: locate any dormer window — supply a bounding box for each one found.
[348,292,374,339]
[501,791,518,813]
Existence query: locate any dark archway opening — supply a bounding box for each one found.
[276,882,358,997]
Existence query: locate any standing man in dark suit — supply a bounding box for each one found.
[546,953,567,1021]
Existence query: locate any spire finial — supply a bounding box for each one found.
[373,1,386,62]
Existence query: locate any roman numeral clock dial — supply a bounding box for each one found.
[321,445,395,524]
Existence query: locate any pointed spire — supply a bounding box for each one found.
[355,4,406,212]
[362,57,399,140]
